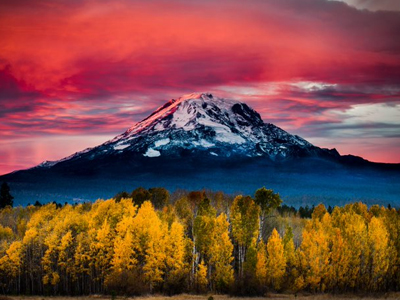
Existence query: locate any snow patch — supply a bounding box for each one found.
[200,139,215,148]
[143,148,161,157]
[154,138,170,147]
[114,144,130,150]
[153,123,165,131]
[38,160,57,168]
[197,117,247,145]
[215,132,246,144]
[172,105,196,130]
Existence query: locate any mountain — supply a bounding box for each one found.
[37,92,338,165]
[2,93,400,206]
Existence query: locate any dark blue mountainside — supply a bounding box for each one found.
[2,93,399,206]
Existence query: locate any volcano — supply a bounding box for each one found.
[37,92,339,163]
[2,93,399,206]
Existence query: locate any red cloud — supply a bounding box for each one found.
[0,0,400,172]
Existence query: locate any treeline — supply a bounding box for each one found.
[0,187,399,295]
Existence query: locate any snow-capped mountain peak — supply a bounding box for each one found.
[36,93,325,168]
[125,92,241,134]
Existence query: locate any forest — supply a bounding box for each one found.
[0,187,399,296]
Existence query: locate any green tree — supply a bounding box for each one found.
[230,195,260,279]
[193,197,216,274]
[130,187,151,207]
[113,191,130,202]
[149,187,170,210]
[0,182,14,209]
[283,226,296,289]
[254,187,282,240]
[254,187,282,215]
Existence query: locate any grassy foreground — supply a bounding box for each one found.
[6,294,400,300]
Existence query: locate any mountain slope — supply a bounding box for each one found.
[1,92,399,206]
[37,92,337,168]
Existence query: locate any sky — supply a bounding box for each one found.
[0,0,400,175]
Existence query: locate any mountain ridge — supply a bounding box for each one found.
[33,92,343,169]
[1,92,399,206]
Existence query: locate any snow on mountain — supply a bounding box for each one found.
[36,92,330,168]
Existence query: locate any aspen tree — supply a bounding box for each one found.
[255,241,267,287]
[283,226,296,289]
[254,187,282,241]
[0,241,22,293]
[381,207,400,289]
[210,213,234,291]
[298,215,330,292]
[266,228,286,291]
[134,201,167,291]
[195,259,208,293]
[230,195,260,278]
[90,218,114,291]
[164,221,188,292]
[368,217,390,291]
[328,228,350,291]
[112,231,136,272]
[193,197,216,286]
[58,231,74,292]
[74,232,91,294]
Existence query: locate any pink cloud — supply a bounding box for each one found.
[0,0,399,173]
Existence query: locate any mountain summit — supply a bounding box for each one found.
[2,93,399,206]
[39,92,336,168]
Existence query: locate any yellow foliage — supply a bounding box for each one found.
[112,231,137,272]
[0,197,399,294]
[0,225,13,240]
[266,228,286,291]
[368,217,390,290]
[134,201,167,287]
[165,221,187,277]
[255,241,267,285]
[196,259,208,291]
[210,213,234,290]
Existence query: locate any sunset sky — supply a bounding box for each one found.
[1,0,400,174]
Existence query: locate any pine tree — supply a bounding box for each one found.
[0,182,14,209]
